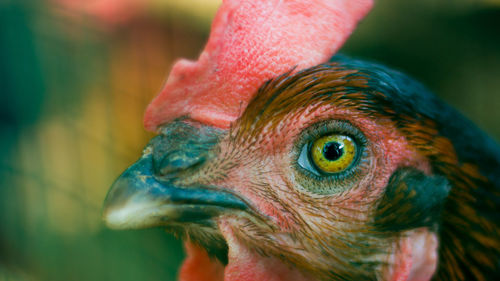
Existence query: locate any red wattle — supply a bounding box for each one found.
[179,242,224,281]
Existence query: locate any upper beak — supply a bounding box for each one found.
[102,146,248,230]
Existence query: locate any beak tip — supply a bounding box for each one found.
[102,194,174,230]
[101,204,128,230]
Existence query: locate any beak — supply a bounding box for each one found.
[102,146,248,230]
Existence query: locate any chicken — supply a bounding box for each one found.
[102,0,500,280]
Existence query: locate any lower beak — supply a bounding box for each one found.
[102,147,248,230]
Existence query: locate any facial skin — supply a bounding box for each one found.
[167,100,435,278]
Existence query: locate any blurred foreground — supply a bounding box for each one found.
[0,0,499,280]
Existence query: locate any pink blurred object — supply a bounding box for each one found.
[144,0,373,131]
[52,0,143,27]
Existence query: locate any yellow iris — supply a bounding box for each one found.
[310,135,356,174]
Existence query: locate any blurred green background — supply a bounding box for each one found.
[0,0,499,280]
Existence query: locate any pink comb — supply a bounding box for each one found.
[144,0,373,131]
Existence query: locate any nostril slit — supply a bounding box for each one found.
[157,154,206,176]
[149,121,223,178]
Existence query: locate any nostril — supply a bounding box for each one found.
[156,152,206,177]
[149,121,223,178]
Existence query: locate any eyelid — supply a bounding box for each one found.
[297,143,321,176]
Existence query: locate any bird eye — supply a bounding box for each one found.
[310,135,357,174]
[294,121,366,194]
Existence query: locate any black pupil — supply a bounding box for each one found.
[323,141,343,161]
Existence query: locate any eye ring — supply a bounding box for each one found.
[310,134,357,174]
